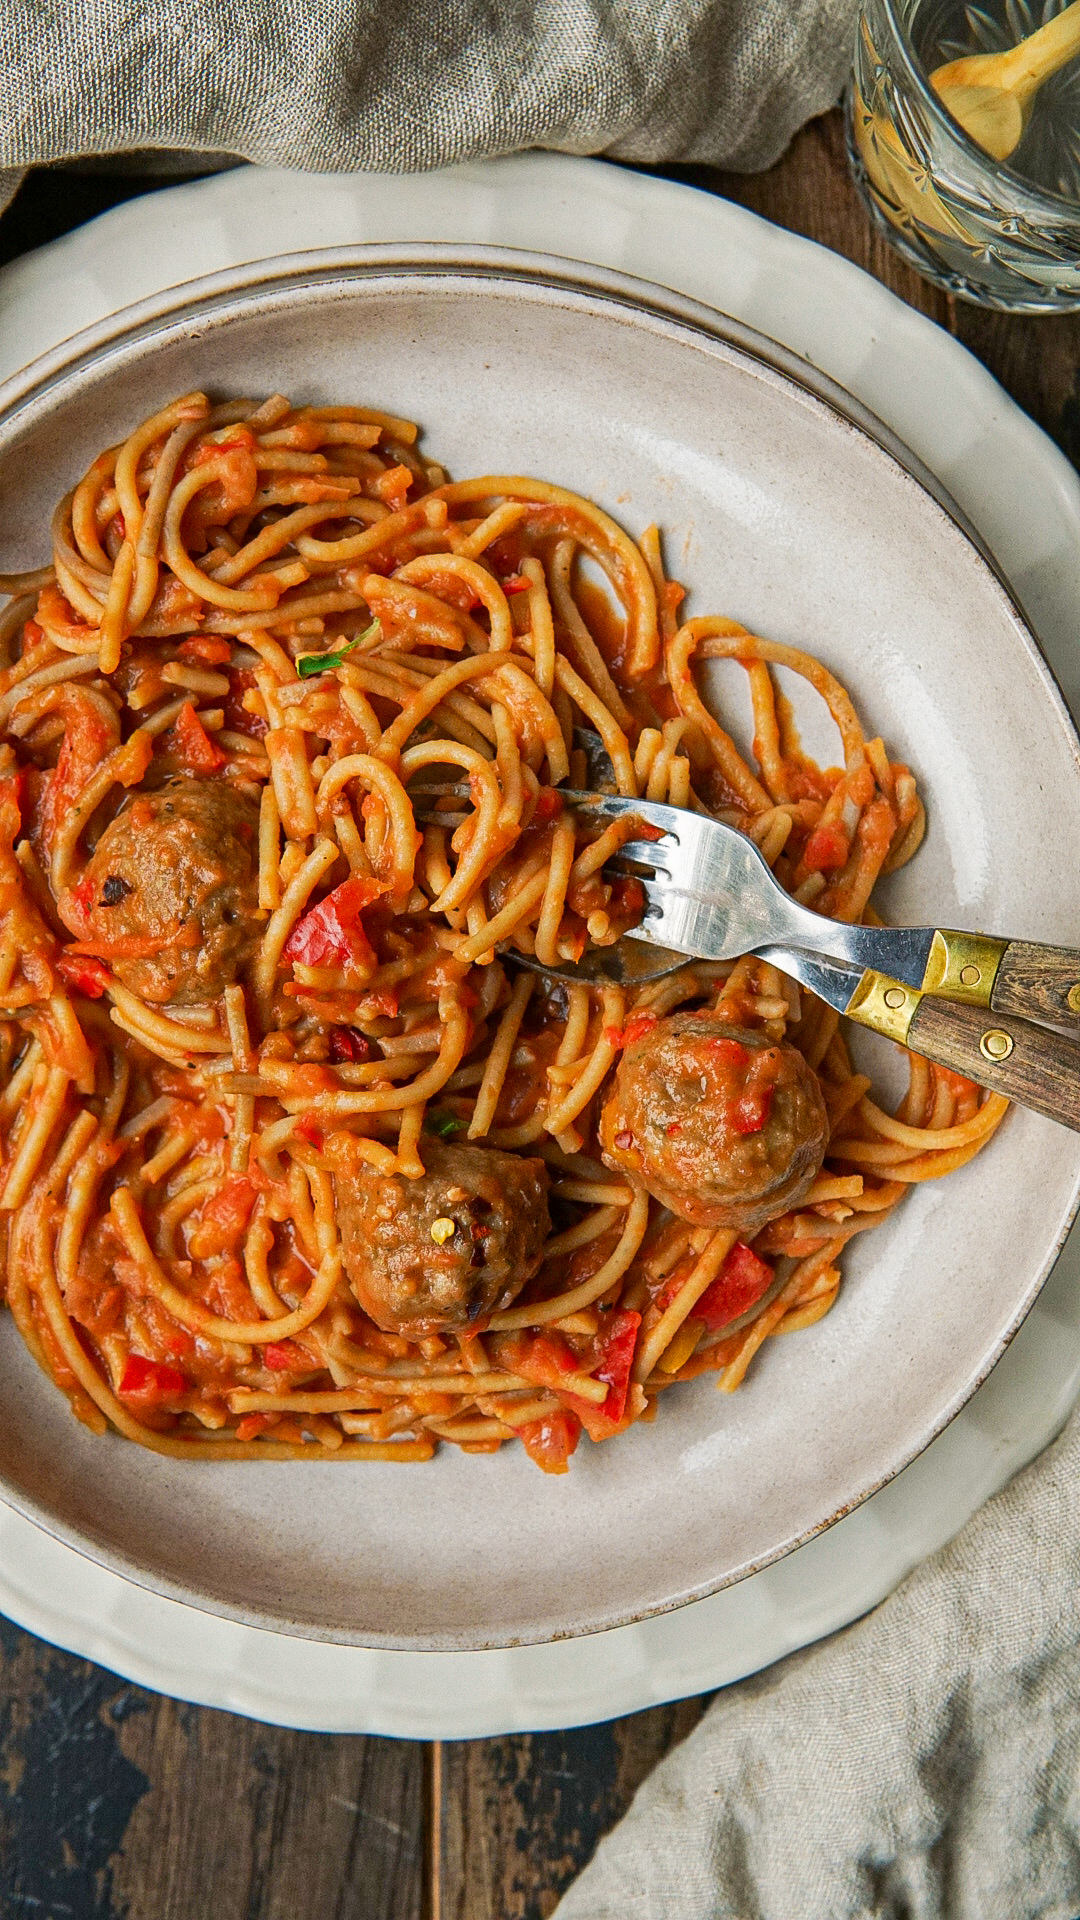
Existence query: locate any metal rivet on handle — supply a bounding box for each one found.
[959,964,982,986]
[883,987,907,1009]
[980,1028,1014,1061]
[1067,983,1080,1014]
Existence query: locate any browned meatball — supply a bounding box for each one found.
[58,777,260,1005]
[326,1135,551,1336]
[599,1014,828,1234]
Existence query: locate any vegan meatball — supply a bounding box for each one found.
[59,776,260,1005]
[326,1136,551,1337]
[599,1013,828,1234]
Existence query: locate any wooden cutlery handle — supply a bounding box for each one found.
[925,930,1080,1031]
[908,997,1080,1131]
[990,941,1080,1030]
[848,969,1080,1131]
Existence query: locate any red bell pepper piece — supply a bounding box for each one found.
[57,953,110,999]
[604,1009,659,1050]
[560,1309,641,1440]
[609,875,645,920]
[591,1310,640,1423]
[118,1353,188,1401]
[283,875,387,970]
[695,1242,774,1333]
[531,787,564,823]
[328,1027,375,1064]
[732,1083,775,1136]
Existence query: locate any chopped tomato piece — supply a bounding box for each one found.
[263,1341,310,1371]
[283,874,388,970]
[518,1407,581,1474]
[172,701,226,774]
[500,1330,580,1392]
[118,1353,188,1402]
[178,636,232,665]
[235,1413,272,1441]
[802,824,849,874]
[295,1116,324,1149]
[186,1177,258,1259]
[695,1242,774,1333]
[56,953,110,998]
[605,1009,659,1051]
[369,463,412,512]
[501,574,530,594]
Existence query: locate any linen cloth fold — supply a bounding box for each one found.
[0,0,857,215]
[555,1402,1080,1920]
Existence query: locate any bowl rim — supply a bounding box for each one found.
[2,239,1079,1650]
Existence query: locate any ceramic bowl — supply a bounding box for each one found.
[1,245,1078,1651]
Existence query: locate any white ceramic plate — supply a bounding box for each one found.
[1,157,1079,1732]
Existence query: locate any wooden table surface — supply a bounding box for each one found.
[0,108,1077,1920]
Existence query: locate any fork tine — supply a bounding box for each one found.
[608,840,679,871]
[412,809,469,828]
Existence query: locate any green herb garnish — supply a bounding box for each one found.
[297,618,381,679]
[425,1109,466,1140]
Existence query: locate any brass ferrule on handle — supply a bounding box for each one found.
[919,929,1008,1008]
[845,969,921,1044]
[841,966,1080,1133]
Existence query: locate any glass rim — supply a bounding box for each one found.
[873,0,1080,219]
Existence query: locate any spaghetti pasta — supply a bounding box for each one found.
[0,392,1005,1473]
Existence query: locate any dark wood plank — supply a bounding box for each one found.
[0,1617,424,1920]
[434,1697,709,1920]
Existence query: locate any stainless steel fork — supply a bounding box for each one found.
[410,777,1080,1131]
[545,790,1080,1133]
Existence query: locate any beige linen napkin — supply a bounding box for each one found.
[0,0,856,212]
[556,1403,1080,1920]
